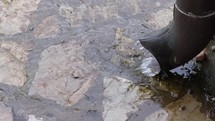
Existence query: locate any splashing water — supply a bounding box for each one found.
[135,41,161,77]
[140,56,161,76]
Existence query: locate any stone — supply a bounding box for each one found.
[102,76,153,121]
[59,4,117,27]
[28,42,99,106]
[0,0,41,35]
[144,8,173,30]
[0,41,28,87]
[178,105,186,111]
[0,102,13,121]
[166,95,210,121]
[144,109,168,121]
[111,28,142,67]
[28,115,43,121]
[150,77,182,98]
[34,16,60,38]
[59,0,140,27]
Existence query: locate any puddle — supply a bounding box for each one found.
[110,36,215,121]
[134,39,215,121]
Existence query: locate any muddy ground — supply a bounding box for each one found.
[0,0,215,121]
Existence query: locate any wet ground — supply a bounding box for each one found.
[0,0,215,121]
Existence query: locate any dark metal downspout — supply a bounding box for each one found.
[139,0,215,71]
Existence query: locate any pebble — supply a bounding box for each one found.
[179,105,186,111]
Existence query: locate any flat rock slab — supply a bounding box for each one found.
[34,16,60,39]
[0,0,41,35]
[144,8,173,30]
[59,0,141,27]
[29,42,99,106]
[0,102,13,121]
[102,76,155,121]
[0,41,28,87]
[144,109,169,121]
[111,28,142,67]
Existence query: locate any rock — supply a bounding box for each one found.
[28,115,43,121]
[59,0,140,26]
[28,42,99,106]
[140,56,161,77]
[144,109,168,121]
[178,105,186,111]
[59,4,118,27]
[166,95,209,121]
[115,28,139,57]
[34,16,60,38]
[0,0,41,35]
[0,102,13,121]
[111,28,142,67]
[144,8,173,30]
[150,78,182,98]
[0,41,28,87]
[102,76,153,121]
[195,49,207,62]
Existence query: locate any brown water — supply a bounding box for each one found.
[137,39,215,121]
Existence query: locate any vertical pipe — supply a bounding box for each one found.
[176,0,215,15]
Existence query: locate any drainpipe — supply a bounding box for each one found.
[139,0,215,71]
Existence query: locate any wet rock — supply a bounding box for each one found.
[28,115,43,121]
[28,42,99,106]
[195,49,207,62]
[115,28,140,57]
[144,8,173,30]
[166,95,209,121]
[111,28,142,67]
[178,105,186,111]
[59,0,140,27]
[0,0,41,35]
[151,78,182,98]
[102,76,152,121]
[144,109,168,121]
[0,41,28,87]
[34,16,60,38]
[59,4,117,27]
[0,102,13,121]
